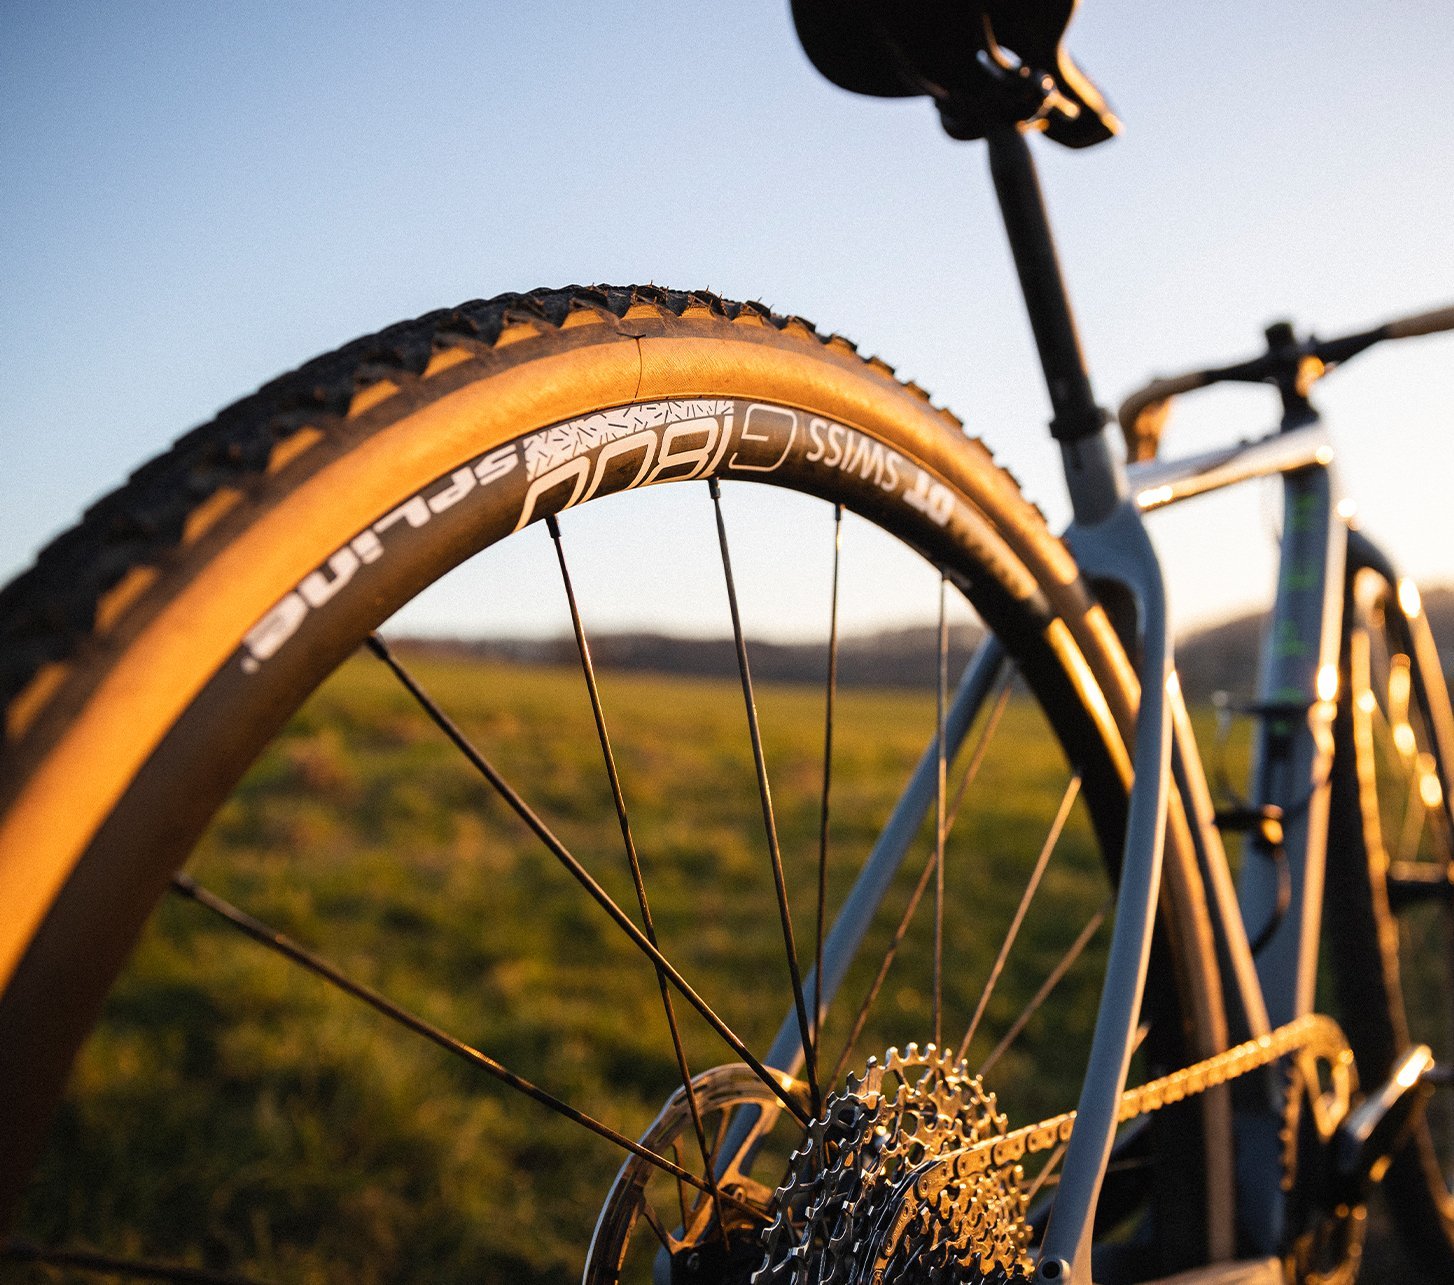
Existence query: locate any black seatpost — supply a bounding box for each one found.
[985,126,1124,524]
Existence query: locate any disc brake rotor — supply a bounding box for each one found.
[585,1063,798,1285]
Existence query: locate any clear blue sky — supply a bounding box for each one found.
[3,1,1451,639]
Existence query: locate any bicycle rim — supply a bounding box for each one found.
[1328,553,1454,1271]
[0,286,1228,1280]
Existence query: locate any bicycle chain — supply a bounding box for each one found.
[954,1012,1352,1180]
[755,1013,1354,1285]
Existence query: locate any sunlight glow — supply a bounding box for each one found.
[1316,664,1338,703]
[1418,755,1443,810]
[1395,1056,1427,1091]
[1389,659,1412,720]
[1398,578,1423,619]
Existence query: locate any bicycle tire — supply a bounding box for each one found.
[0,284,1230,1278]
[1326,541,1454,1271]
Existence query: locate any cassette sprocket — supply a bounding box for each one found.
[753,1044,1032,1285]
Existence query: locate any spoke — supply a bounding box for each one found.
[547,515,725,1231]
[1024,1138,1070,1207]
[640,1198,674,1252]
[365,632,809,1127]
[977,896,1112,1079]
[934,573,948,1050]
[829,845,939,1091]
[707,1105,731,1172]
[671,1139,690,1232]
[815,503,843,1085]
[1029,1150,1147,1196]
[709,478,820,1117]
[168,874,759,1211]
[828,672,1014,1088]
[948,675,1015,826]
[956,775,1083,1062]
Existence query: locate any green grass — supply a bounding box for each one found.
[14,652,1114,1284]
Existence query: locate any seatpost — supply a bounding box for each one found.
[985,127,1125,525]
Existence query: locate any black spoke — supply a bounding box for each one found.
[364,633,809,1127]
[956,775,1082,1061]
[709,478,821,1117]
[933,572,949,1049]
[815,504,843,1076]
[829,844,939,1091]
[951,675,1014,819]
[168,874,749,1208]
[1030,1150,1148,1198]
[640,1199,674,1251]
[1024,1138,1070,1206]
[546,514,726,1231]
[671,1139,690,1232]
[977,896,1112,1079]
[707,1105,731,1172]
[828,673,1014,1087]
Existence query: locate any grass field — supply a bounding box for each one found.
[14,649,1119,1283]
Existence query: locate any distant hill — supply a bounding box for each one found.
[1176,584,1454,703]
[400,585,1453,699]
[403,623,986,690]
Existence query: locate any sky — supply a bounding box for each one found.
[3,1,1451,643]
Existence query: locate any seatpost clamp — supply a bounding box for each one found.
[1049,404,1113,443]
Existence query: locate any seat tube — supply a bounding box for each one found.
[985,127,1126,527]
[1241,463,1344,1024]
[1230,461,1345,1254]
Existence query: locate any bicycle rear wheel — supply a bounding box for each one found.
[1326,540,1454,1271]
[0,286,1227,1281]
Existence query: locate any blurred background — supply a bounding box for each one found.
[3,0,1451,640]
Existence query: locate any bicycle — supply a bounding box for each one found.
[2,3,1452,1283]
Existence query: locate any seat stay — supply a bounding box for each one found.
[1046,501,1176,1282]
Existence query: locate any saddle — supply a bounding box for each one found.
[791,0,1118,148]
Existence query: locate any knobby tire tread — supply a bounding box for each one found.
[1,285,988,730]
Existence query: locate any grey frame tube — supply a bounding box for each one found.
[763,634,1008,1074]
[1232,462,1346,1253]
[1239,463,1344,1023]
[1039,501,1175,1283]
[705,636,1010,1195]
[1128,422,1333,512]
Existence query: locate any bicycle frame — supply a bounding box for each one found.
[746,129,1385,1280]
[992,124,1360,1279]
[1018,413,1358,1278]
[744,428,1358,1279]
